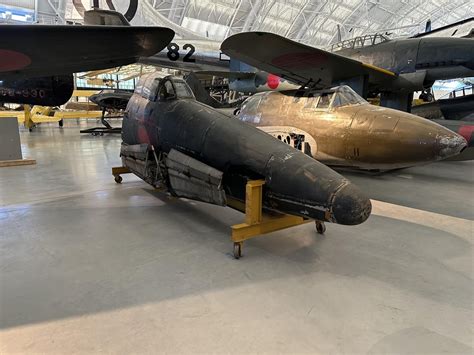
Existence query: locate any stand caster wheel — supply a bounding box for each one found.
[315,221,326,234]
[114,175,123,184]
[233,242,242,259]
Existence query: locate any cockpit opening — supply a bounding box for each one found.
[331,86,367,108]
[302,85,367,110]
[134,73,195,102]
[330,33,391,52]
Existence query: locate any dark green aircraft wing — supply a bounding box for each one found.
[0,25,174,80]
[221,32,396,88]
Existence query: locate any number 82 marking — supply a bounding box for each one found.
[166,43,196,63]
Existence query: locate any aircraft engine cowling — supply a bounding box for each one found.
[0,75,74,106]
[229,72,299,93]
[228,73,260,93]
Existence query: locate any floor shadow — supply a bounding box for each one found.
[1,188,471,329]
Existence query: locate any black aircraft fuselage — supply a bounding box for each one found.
[121,73,371,226]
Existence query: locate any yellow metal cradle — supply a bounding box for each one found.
[111,167,325,258]
[228,180,324,259]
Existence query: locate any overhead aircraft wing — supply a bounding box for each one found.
[0,25,174,80]
[221,32,396,88]
[195,70,255,80]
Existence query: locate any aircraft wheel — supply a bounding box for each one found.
[58,119,64,127]
[233,242,242,259]
[114,175,123,184]
[315,221,326,234]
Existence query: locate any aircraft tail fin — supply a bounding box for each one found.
[84,9,130,26]
[425,19,432,33]
[411,17,473,38]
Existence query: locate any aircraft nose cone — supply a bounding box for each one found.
[436,133,467,159]
[331,183,372,225]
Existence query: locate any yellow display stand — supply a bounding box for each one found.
[111,167,324,258]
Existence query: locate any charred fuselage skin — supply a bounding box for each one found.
[122,75,371,225]
[238,88,467,170]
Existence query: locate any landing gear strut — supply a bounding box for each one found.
[380,91,413,112]
[80,108,121,135]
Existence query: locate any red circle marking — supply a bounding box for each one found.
[267,74,280,89]
[458,125,474,142]
[0,49,32,72]
[137,125,150,144]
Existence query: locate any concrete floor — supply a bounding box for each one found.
[0,122,473,354]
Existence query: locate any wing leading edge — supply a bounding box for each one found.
[221,32,395,89]
[0,25,175,80]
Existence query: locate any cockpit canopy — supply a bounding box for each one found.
[330,33,391,52]
[134,73,195,102]
[240,85,367,117]
[303,85,367,110]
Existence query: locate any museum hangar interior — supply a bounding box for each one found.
[0,0,473,353]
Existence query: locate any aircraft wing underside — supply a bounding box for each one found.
[0,25,174,80]
[221,32,396,89]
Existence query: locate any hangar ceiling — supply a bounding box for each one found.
[144,0,473,46]
[31,0,472,45]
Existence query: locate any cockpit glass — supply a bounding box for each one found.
[142,76,156,99]
[173,81,194,98]
[241,95,262,113]
[136,75,161,101]
[158,80,176,101]
[134,76,147,95]
[304,96,317,109]
[316,93,331,109]
[331,86,367,108]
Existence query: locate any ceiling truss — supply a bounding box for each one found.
[146,0,473,46]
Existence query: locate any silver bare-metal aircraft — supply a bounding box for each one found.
[139,38,299,93]
[236,85,467,170]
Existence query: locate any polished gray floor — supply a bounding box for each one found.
[1,122,473,354]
